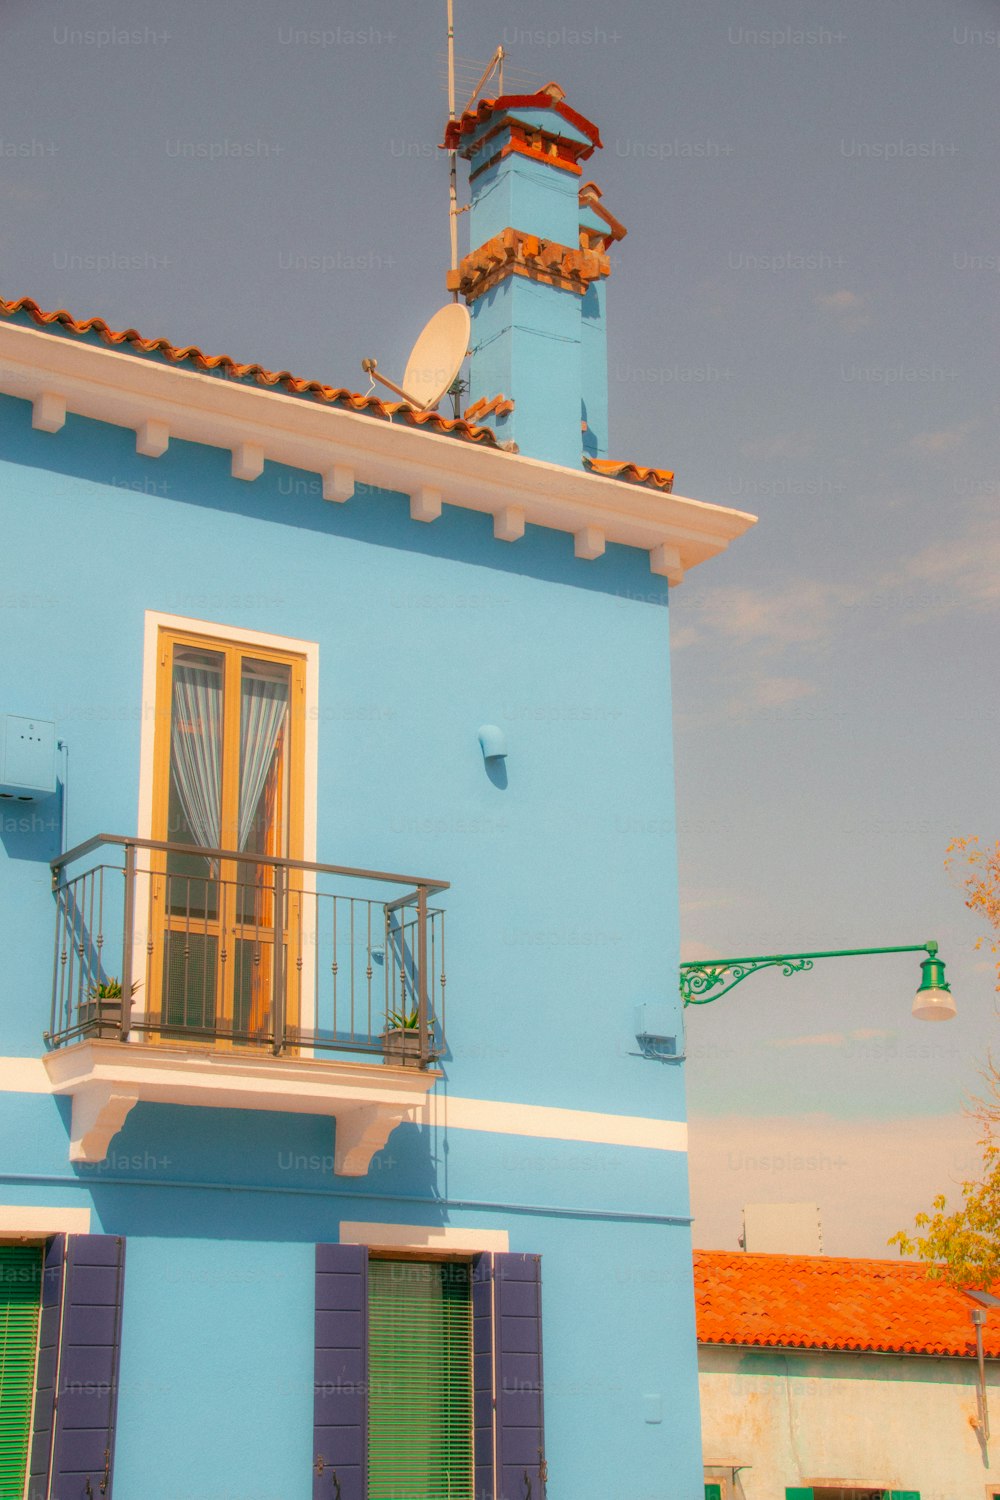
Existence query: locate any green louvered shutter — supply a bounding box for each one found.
[704,1486,723,1500]
[0,1244,43,1500]
[368,1258,473,1500]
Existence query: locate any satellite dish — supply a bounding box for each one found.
[362,303,470,413]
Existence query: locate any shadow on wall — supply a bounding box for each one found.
[82,1104,448,1242]
[0,784,62,863]
[0,399,671,605]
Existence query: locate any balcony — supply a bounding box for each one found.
[43,835,448,1175]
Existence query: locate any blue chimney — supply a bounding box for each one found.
[445,83,626,469]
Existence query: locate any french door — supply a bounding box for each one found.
[149,628,306,1044]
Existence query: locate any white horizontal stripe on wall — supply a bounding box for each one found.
[0,1057,687,1152]
[417,1096,687,1152]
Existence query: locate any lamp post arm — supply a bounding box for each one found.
[679,942,938,1007]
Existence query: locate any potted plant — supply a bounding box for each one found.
[79,978,139,1036]
[380,1006,423,1068]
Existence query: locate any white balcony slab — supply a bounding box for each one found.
[43,1040,440,1177]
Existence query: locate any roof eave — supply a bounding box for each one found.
[0,318,756,583]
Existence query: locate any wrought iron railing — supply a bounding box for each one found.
[48,835,448,1066]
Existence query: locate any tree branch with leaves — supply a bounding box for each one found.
[889,837,1000,1289]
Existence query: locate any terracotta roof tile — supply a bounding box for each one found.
[0,295,498,446]
[694,1250,1000,1358]
[584,456,675,493]
[442,84,602,156]
[464,392,514,421]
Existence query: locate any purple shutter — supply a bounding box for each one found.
[47,1234,126,1500]
[471,1254,495,1500]
[494,1254,545,1500]
[315,1243,368,1500]
[26,1235,66,1500]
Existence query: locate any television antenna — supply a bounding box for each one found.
[361,302,471,413]
[445,0,506,288]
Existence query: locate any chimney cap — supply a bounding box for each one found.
[442,85,602,157]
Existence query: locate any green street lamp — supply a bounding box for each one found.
[679,940,955,1022]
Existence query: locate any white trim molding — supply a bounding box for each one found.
[42,1041,441,1177]
[417,1095,687,1152]
[0,320,756,583]
[1,1053,687,1156]
[0,1205,92,1238]
[340,1222,510,1254]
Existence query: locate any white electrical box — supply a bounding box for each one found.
[0,715,57,801]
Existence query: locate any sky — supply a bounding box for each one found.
[2,0,998,1257]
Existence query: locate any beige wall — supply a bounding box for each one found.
[700,1344,999,1500]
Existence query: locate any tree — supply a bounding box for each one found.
[888,838,1000,1288]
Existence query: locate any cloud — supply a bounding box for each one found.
[688,1112,981,1257]
[720,673,816,723]
[691,580,851,650]
[680,509,1000,670]
[886,514,1000,614]
[816,289,870,331]
[672,508,1000,728]
[679,938,729,961]
[769,1026,897,1049]
[911,420,977,454]
[770,1031,846,1048]
[669,624,699,651]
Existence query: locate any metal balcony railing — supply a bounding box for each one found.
[48,835,448,1067]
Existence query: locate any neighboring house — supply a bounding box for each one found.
[0,83,754,1500]
[695,1249,1000,1500]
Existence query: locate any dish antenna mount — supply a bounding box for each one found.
[361,303,470,413]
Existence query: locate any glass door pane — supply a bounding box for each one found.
[163,646,225,1031]
[233,658,290,1037]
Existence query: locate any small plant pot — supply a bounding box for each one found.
[381,1028,423,1069]
[78,999,123,1037]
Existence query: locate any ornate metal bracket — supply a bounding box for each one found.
[680,956,815,1006]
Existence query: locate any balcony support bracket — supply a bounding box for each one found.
[67,1082,140,1163]
[334,1103,419,1176]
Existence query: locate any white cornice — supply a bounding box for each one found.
[0,320,755,583]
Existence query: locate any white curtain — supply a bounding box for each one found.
[238,673,289,852]
[170,665,223,850]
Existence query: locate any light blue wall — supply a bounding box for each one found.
[468,275,583,467]
[0,374,699,1499]
[467,149,581,248]
[581,279,609,460]
[0,394,683,1121]
[0,1096,701,1500]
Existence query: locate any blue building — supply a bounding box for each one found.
[0,83,753,1500]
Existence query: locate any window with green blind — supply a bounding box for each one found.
[0,1244,43,1500]
[367,1257,474,1500]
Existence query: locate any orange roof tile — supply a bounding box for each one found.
[695,1250,1000,1358]
[464,392,514,421]
[0,295,498,446]
[442,83,602,157]
[579,182,627,248]
[584,457,675,493]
